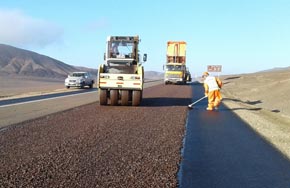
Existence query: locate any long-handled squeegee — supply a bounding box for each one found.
[188,96,207,109]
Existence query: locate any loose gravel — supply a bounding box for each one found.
[0,84,192,188]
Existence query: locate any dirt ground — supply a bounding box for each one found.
[0,76,66,99]
[219,69,290,159]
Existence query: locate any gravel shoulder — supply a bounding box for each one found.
[220,70,290,159]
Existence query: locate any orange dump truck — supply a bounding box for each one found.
[164,41,190,84]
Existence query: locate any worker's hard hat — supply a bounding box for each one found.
[203,72,209,76]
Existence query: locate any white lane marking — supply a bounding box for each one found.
[0,90,97,108]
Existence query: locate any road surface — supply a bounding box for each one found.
[0,80,163,128]
[179,83,290,188]
[0,84,191,187]
[0,82,289,187]
[0,89,97,107]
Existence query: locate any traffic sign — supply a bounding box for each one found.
[207,65,222,72]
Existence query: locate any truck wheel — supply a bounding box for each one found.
[99,89,107,105]
[80,82,85,89]
[66,86,70,89]
[110,90,118,106]
[121,90,129,106]
[132,90,141,106]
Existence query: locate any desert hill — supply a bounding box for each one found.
[145,71,164,80]
[221,68,290,158]
[0,44,97,79]
[0,44,162,80]
[222,68,290,116]
[257,66,290,73]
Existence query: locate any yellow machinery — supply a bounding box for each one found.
[164,41,189,85]
[98,36,147,106]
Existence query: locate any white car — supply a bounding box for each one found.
[65,72,94,89]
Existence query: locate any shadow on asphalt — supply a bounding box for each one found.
[224,76,241,80]
[141,97,191,107]
[223,107,262,111]
[222,98,264,112]
[223,97,262,105]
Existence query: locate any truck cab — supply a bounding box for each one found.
[164,41,188,85]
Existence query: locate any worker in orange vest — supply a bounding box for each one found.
[202,72,223,111]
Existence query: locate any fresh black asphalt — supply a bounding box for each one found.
[179,83,290,188]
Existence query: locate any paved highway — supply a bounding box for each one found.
[0,89,97,107]
[179,83,290,188]
[0,80,163,108]
[1,82,290,187]
[0,80,163,128]
[0,83,191,187]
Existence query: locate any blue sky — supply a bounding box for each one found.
[0,0,289,76]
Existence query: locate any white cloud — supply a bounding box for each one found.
[86,17,110,31]
[0,9,63,48]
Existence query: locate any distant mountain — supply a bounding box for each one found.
[73,66,98,78]
[144,71,164,80]
[257,66,290,73]
[0,44,164,81]
[0,44,97,79]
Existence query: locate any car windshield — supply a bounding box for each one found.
[72,73,85,77]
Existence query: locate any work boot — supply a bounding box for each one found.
[206,107,213,111]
